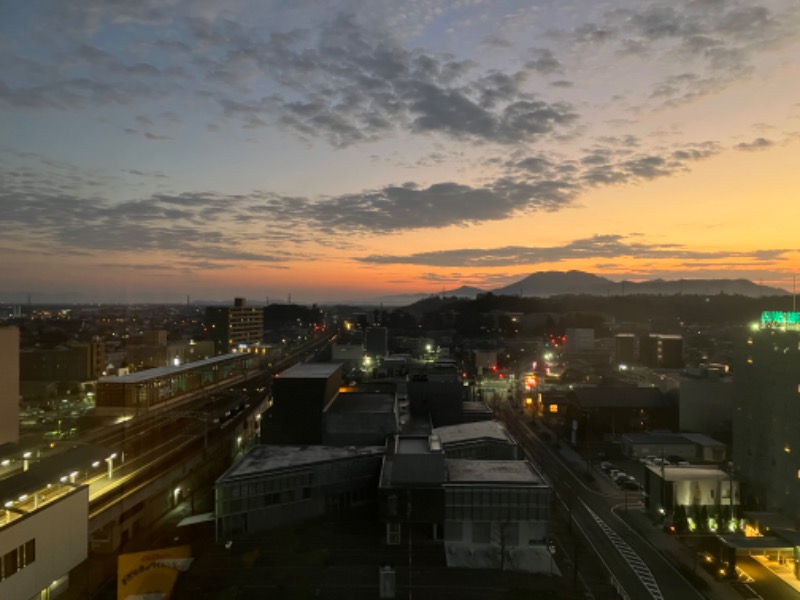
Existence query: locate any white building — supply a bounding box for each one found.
[0,488,88,599]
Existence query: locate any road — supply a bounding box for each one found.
[499,405,708,600]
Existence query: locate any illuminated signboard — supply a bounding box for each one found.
[760,311,800,330]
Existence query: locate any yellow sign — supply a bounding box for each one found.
[117,545,193,600]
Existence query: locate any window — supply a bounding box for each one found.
[0,539,34,582]
[387,522,401,545]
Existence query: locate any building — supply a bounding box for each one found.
[322,387,399,447]
[205,298,263,355]
[644,464,738,526]
[407,364,465,428]
[620,432,726,463]
[95,353,259,417]
[0,326,19,446]
[215,444,385,540]
[564,328,594,354]
[639,334,684,369]
[614,333,637,365]
[679,366,734,440]
[0,488,88,600]
[0,444,111,598]
[260,363,343,445]
[443,459,553,573]
[565,386,677,444]
[364,327,388,358]
[433,420,519,460]
[19,340,105,383]
[732,312,800,518]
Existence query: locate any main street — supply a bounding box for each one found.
[499,404,710,600]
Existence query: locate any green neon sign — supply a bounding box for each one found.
[761,311,800,330]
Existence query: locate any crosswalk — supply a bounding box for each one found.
[582,502,664,600]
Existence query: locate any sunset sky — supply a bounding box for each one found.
[1,0,799,304]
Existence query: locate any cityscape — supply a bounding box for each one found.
[1,289,800,599]
[2,0,800,598]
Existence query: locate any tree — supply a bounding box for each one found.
[673,504,688,533]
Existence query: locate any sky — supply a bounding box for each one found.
[1,0,799,304]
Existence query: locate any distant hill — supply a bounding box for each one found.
[377,270,787,305]
[497,271,786,298]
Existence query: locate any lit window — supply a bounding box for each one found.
[746,358,753,364]
[549,404,558,413]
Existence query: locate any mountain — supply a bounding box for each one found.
[492,270,612,297]
[488,270,786,298]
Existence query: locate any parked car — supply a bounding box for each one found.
[613,472,629,484]
[620,479,640,491]
[600,461,612,471]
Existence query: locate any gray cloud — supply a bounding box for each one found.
[735,137,774,151]
[358,234,791,267]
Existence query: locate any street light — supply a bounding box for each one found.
[106,453,117,479]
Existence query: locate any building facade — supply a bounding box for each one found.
[206,298,263,355]
[732,314,800,518]
[0,326,19,446]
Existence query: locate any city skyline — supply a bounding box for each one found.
[2,0,799,304]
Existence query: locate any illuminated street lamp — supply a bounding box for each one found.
[106,453,117,479]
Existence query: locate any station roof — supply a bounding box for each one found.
[98,353,242,384]
[0,443,113,503]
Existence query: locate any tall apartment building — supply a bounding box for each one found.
[732,312,800,518]
[206,297,263,354]
[0,326,20,445]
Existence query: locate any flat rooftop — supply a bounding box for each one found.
[219,444,385,481]
[446,460,545,485]
[646,465,729,481]
[433,420,513,446]
[278,362,341,379]
[327,392,395,413]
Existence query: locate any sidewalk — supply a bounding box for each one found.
[750,554,800,594]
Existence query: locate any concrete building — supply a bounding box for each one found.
[364,327,388,358]
[443,460,553,573]
[433,421,519,460]
[679,366,734,439]
[205,298,263,355]
[644,464,738,525]
[322,388,399,447]
[614,333,636,365]
[0,487,88,600]
[620,432,726,463]
[732,313,800,519]
[640,334,684,369]
[215,445,385,540]
[19,341,105,383]
[0,326,19,446]
[260,363,343,445]
[564,328,594,354]
[407,364,465,428]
